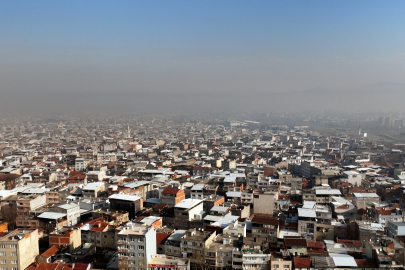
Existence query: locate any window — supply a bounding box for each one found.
[9,245,16,249]
[138,253,144,257]
[138,246,144,250]
[11,261,16,265]
[10,253,16,257]
[103,235,107,239]
[0,246,4,249]
[283,265,290,268]
[12,268,17,270]
[0,261,5,265]
[0,253,4,256]
[1,268,7,270]
[273,265,279,269]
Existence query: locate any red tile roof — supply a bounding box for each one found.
[355,259,378,268]
[153,203,168,211]
[293,257,311,268]
[156,233,170,244]
[377,209,396,215]
[89,221,109,232]
[307,241,324,248]
[69,171,85,176]
[284,238,307,247]
[290,200,301,205]
[251,215,278,226]
[161,188,181,195]
[72,263,90,270]
[67,174,86,180]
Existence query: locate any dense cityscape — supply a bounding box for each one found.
[3,0,405,269]
[0,113,403,269]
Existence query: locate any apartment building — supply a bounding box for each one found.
[86,171,106,182]
[109,194,142,220]
[80,218,117,249]
[75,158,91,171]
[0,229,39,270]
[49,227,81,252]
[161,230,187,258]
[190,184,206,199]
[15,194,46,216]
[160,188,185,207]
[173,199,204,230]
[50,203,81,226]
[253,191,275,215]
[251,215,278,244]
[352,193,380,209]
[205,234,241,269]
[117,222,157,270]
[387,221,405,238]
[82,182,105,198]
[180,229,216,266]
[270,252,292,270]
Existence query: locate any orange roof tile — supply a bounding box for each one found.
[156,233,170,245]
[41,245,59,258]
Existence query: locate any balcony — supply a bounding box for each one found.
[242,249,262,254]
[117,241,129,245]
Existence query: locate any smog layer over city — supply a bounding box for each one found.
[1,1,405,270]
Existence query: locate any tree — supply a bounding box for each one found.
[0,204,17,231]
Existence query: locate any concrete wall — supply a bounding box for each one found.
[0,229,39,270]
[253,193,274,215]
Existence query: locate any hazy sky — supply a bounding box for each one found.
[1,1,405,114]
